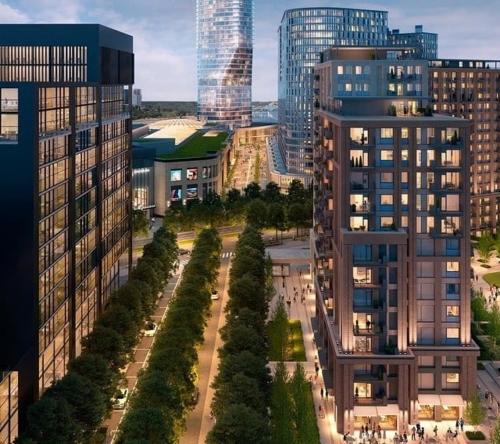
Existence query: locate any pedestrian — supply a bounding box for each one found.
[325,388,329,400]
[320,387,324,398]
[433,425,438,437]
[460,417,464,432]
[411,426,416,441]
[315,363,319,376]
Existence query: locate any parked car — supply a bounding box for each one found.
[112,387,129,410]
[188,387,200,406]
[211,290,219,300]
[144,321,158,337]
[179,249,190,256]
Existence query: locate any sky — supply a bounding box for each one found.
[0,0,499,101]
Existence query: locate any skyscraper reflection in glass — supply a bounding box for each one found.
[197,0,253,129]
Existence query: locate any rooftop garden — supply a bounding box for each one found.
[157,131,228,160]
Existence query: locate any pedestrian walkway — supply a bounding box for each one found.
[268,256,337,444]
[102,267,183,443]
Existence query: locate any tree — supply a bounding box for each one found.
[24,396,78,444]
[119,407,174,444]
[228,274,267,317]
[246,199,268,229]
[288,203,309,238]
[48,373,107,436]
[287,180,306,204]
[244,182,262,200]
[132,209,149,237]
[268,202,286,241]
[264,182,281,203]
[476,233,494,263]
[269,301,290,361]
[68,353,116,399]
[488,304,500,345]
[98,303,140,350]
[464,393,487,431]
[271,362,295,444]
[491,416,500,444]
[206,403,270,444]
[290,364,320,444]
[82,325,127,369]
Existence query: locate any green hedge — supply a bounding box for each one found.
[207,227,273,444]
[18,227,179,444]
[117,228,222,443]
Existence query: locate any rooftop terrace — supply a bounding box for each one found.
[157,130,228,160]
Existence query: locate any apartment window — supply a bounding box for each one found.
[381,128,393,140]
[354,382,372,398]
[442,373,460,390]
[380,194,393,205]
[350,128,369,145]
[446,306,460,320]
[337,65,344,75]
[381,217,394,229]
[446,328,460,345]
[380,150,394,161]
[442,356,459,367]
[401,149,409,163]
[417,262,434,278]
[355,65,362,75]
[0,88,18,142]
[380,172,394,186]
[446,261,459,273]
[418,373,435,390]
[418,305,435,322]
[345,83,352,92]
[401,216,408,228]
[401,172,408,187]
[445,283,460,300]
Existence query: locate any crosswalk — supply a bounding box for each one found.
[221,251,234,259]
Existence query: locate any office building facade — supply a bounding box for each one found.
[389,26,438,59]
[430,59,500,233]
[313,47,478,434]
[278,8,389,177]
[196,0,253,129]
[0,24,133,428]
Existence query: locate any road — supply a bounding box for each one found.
[103,266,184,443]
[179,237,236,444]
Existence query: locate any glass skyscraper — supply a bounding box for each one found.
[389,25,438,59]
[197,0,253,129]
[278,8,388,176]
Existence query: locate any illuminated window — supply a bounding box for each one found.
[0,88,18,142]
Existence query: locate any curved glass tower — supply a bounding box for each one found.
[197,0,253,129]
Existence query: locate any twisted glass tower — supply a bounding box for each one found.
[197,0,253,129]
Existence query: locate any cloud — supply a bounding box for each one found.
[0,2,28,22]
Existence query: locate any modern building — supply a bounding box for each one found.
[0,372,18,444]
[132,128,233,215]
[429,59,500,234]
[196,0,253,129]
[389,25,438,59]
[313,46,478,434]
[278,8,389,177]
[0,24,133,430]
[132,88,142,107]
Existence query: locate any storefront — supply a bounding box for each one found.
[353,405,399,431]
[417,395,464,421]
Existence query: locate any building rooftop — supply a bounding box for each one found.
[320,110,472,125]
[145,118,205,145]
[157,130,228,161]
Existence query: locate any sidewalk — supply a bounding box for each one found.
[268,255,337,444]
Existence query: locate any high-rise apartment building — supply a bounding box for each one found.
[132,88,142,108]
[313,46,478,434]
[389,25,438,59]
[196,0,253,129]
[430,59,500,234]
[278,8,388,177]
[0,24,134,429]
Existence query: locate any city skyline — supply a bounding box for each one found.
[0,0,499,101]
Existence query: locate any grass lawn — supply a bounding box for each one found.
[288,320,306,361]
[268,319,306,361]
[483,271,500,287]
[158,131,228,160]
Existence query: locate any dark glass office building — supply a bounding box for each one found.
[0,24,134,432]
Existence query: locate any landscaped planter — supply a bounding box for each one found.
[464,431,488,443]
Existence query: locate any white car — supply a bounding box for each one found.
[112,388,129,410]
[144,321,158,337]
[211,290,219,301]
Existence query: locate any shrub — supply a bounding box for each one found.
[465,431,487,440]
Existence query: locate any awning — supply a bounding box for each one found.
[377,405,399,416]
[353,406,378,417]
[440,395,465,406]
[418,394,441,406]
